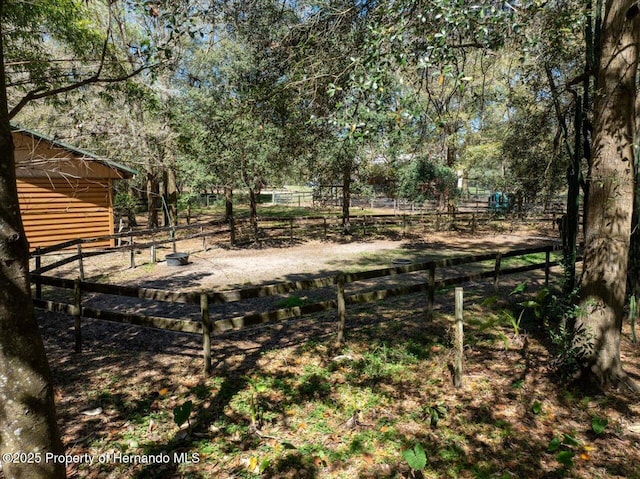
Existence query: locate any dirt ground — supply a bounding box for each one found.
[46,230,559,291]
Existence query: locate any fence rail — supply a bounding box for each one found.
[31,210,562,280]
[33,243,564,375]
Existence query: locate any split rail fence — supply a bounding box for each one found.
[32,244,562,375]
[31,211,561,281]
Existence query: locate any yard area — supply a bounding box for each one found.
[36,228,640,479]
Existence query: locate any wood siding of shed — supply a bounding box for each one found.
[18,177,114,249]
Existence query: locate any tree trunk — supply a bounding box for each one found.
[224,186,233,222]
[224,186,235,245]
[577,0,640,388]
[342,163,351,234]
[146,166,159,229]
[564,97,582,295]
[0,11,66,478]
[626,90,640,299]
[162,167,178,227]
[248,187,259,242]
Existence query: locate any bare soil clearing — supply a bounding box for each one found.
[50,231,556,291]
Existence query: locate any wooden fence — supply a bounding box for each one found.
[31,210,561,280]
[33,244,562,375]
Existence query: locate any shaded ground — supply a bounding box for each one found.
[34,228,640,479]
[39,279,640,479]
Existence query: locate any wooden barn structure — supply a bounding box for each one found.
[13,127,136,250]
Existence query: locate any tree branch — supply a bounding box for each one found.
[9,64,155,120]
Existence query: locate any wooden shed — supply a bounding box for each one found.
[13,127,136,250]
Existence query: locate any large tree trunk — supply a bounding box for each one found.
[577,0,640,388]
[626,91,640,299]
[0,12,66,478]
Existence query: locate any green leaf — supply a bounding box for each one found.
[402,443,427,470]
[519,300,539,309]
[591,416,608,435]
[547,437,561,452]
[556,450,574,467]
[173,400,193,427]
[509,282,527,295]
[562,434,580,447]
[531,401,542,415]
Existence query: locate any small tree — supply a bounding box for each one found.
[398,156,458,209]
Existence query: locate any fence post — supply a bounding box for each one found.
[545,248,551,287]
[336,274,346,345]
[453,287,464,388]
[290,218,294,242]
[494,253,502,294]
[323,217,328,240]
[150,243,157,264]
[200,292,211,375]
[74,278,82,353]
[171,228,177,253]
[201,226,206,251]
[471,213,476,234]
[35,247,42,300]
[77,243,85,281]
[362,215,367,237]
[426,263,436,321]
[402,215,407,238]
[129,234,135,269]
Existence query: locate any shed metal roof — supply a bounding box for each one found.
[12,126,138,178]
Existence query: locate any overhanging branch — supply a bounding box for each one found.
[9,64,156,120]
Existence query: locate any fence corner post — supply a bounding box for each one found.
[453,287,464,388]
[336,274,346,345]
[201,292,211,375]
[74,277,82,353]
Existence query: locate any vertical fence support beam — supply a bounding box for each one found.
[336,274,346,345]
[402,215,407,238]
[290,218,294,242]
[453,287,464,388]
[201,226,206,251]
[323,217,328,240]
[545,248,551,287]
[150,244,157,264]
[129,235,135,269]
[171,228,177,253]
[74,278,82,353]
[77,243,85,281]
[201,292,211,375]
[35,247,42,300]
[471,213,476,234]
[362,215,367,237]
[426,263,436,321]
[493,253,502,294]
